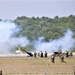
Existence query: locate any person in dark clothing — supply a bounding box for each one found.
[40,51,43,57]
[66,51,69,58]
[44,51,47,58]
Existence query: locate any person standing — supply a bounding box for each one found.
[40,51,43,57]
[38,52,40,57]
[44,51,47,58]
[34,51,37,58]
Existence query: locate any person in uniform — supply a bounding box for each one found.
[34,51,37,58]
[38,52,40,57]
[44,51,47,58]
[69,52,73,57]
[66,51,69,58]
[51,53,55,63]
[60,53,66,63]
[40,51,43,57]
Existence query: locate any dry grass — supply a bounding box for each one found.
[0,56,75,75]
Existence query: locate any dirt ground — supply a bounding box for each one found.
[0,55,75,75]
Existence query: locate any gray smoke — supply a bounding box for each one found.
[34,29,75,53]
[0,21,29,54]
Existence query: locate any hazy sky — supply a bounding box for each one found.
[0,0,75,20]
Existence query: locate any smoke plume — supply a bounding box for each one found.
[0,21,29,54]
[0,21,75,54]
[34,29,75,53]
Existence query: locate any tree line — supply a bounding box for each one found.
[13,15,75,42]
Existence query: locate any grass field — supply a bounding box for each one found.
[0,56,75,75]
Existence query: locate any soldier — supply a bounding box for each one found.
[60,53,66,63]
[44,51,47,58]
[34,51,37,58]
[58,49,62,57]
[66,51,69,58]
[70,52,73,57]
[40,51,43,57]
[51,53,55,63]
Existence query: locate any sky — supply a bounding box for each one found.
[0,0,75,20]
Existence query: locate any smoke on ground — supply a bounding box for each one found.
[34,29,75,53]
[0,21,29,54]
[0,21,75,54]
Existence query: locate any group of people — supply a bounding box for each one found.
[33,50,73,63]
[51,51,73,63]
[51,52,66,63]
[65,51,73,58]
[33,51,47,58]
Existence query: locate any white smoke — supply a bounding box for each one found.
[34,29,75,53]
[0,21,29,54]
[0,21,75,54]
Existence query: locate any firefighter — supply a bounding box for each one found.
[44,51,47,58]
